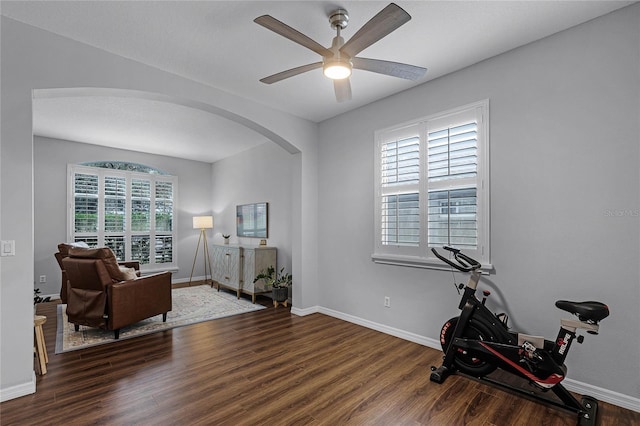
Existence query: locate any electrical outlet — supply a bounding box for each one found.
[39,275,46,283]
[384,296,391,308]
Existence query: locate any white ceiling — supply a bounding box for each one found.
[2,1,634,163]
[32,89,272,163]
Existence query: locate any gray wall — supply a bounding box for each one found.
[317,5,639,400]
[34,136,214,297]
[211,142,293,274]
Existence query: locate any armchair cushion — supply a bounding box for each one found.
[69,247,130,282]
[62,257,112,328]
[56,242,89,303]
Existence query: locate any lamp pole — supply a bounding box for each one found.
[189,216,213,286]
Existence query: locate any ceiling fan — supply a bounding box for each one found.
[254,3,427,102]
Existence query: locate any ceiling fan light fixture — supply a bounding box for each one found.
[323,59,352,80]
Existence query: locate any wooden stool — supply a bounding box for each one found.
[34,315,48,375]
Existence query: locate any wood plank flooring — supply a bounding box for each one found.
[1,286,638,425]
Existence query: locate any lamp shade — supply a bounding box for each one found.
[193,216,213,229]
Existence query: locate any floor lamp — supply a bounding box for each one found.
[189,216,213,286]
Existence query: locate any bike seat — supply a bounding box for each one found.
[555,300,609,323]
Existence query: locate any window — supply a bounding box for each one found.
[373,100,490,268]
[68,163,178,272]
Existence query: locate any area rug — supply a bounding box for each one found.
[55,285,265,353]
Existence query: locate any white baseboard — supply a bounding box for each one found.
[563,378,640,412]
[290,305,319,316]
[318,306,441,349]
[172,276,206,284]
[292,305,639,413]
[0,372,36,402]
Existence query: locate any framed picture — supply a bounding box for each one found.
[236,202,268,238]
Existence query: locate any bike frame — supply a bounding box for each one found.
[440,268,514,367]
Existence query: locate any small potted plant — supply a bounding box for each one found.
[222,234,230,245]
[254,266,292,307]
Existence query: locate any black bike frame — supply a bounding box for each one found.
[441,269,515,370]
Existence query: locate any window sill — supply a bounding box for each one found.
[371,253,493,274]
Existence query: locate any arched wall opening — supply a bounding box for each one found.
[32,87,304,299]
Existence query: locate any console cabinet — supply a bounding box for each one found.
[211,244,277,303]
[211,245,242,292]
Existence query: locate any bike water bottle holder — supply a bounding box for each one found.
[517,333,545,349]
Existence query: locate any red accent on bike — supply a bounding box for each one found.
[479,342,564,386]
[557,338,565,346]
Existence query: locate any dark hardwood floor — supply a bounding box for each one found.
[2,285,638,425]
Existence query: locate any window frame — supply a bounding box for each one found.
[372,100,491,270]
[67,164,179,273]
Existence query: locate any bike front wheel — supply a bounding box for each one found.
[440,316,498,377]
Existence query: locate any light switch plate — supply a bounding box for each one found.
[1,240,15,256]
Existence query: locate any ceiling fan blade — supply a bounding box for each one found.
[334,78,352,103]
[340,3,411,58]
[260,62,323,84]
[254,15,333,57]
[352,57,427,80]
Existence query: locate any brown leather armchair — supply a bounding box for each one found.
[62,248,172,339]
[56,243,140,303]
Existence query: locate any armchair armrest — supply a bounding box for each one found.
[107,271,172,331]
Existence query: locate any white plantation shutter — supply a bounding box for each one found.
[131,235,151,263]
[73,173,99,233]
[155,236,173,263]
[154,181,173,264]
[380,133,420,247]
[104,176,126,233]
[427,114,479,250]
[131,179,151,232]
[381,193,420,246]
[105,235,126,260]
[428,188,478,249]
[381,137,420,186]
[68,164,177,271]
[427,122,478,182]
[374,100,490,267]
[155,181,173,232]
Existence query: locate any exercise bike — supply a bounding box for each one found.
[429,246,609,426]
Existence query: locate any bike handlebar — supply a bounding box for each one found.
[431,246,482,272]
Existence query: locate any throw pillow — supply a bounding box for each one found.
[57,241,90,256]
[119,266,138,281]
